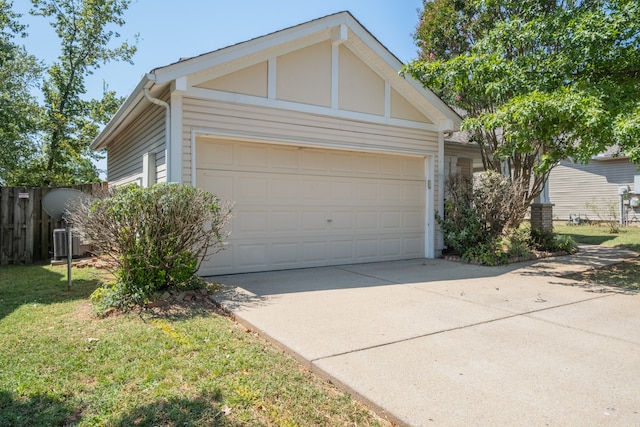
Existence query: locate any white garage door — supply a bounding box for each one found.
[196,138,426,275]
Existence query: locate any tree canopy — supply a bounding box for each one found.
[0,0,136,186]
[0,0,42,184]
[405,0,640,205]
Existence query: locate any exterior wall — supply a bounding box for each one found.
[107,94,167,186]
[196,61,268,97]
[179,96,443,252]
[548,158,640,221]
[277,41,331,107]
[338,45,385,116]
[391,88,431,123]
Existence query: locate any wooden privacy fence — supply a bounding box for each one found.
[0,183,108,265]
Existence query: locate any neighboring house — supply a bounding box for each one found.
[91,11,463,275]
[548,154,640,223]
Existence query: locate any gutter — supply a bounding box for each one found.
[90,74,151,150]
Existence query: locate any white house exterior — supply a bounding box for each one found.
[91,12,462,275]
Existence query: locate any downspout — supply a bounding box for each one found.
[438,130,445,251]
[143,83,172,182]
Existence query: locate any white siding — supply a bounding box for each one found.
[107,95,167,186]
[548,159,639,221]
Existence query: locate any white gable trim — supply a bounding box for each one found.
[186,86,445,131]
[154,16,344,85]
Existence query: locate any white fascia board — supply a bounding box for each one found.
[405,77,462,130]
[91,74,151,150]
[186,86,441,132]
[152,13,351,85]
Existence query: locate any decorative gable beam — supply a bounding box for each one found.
[331,24,348,46]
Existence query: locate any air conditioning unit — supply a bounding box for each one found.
[53,228,81,260]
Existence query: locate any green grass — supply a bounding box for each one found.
[0,264,389,426]
[554,223,640,253]
[554,223,640,291]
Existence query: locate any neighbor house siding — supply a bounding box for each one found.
[548,158,639,221]
[107,94,168,186]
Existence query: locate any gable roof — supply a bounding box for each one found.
[92,11,461,150]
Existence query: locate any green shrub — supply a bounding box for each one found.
[502,226,532,258]
[552,234,578,254]
[439,172,528,257]
[71,183,232,311]
[530,228,577,253]
[462,240,508,266]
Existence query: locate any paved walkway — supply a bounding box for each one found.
[211,245,640,426]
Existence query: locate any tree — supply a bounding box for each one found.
[405,0,640,227]
[10,0,137,186]
[0,1,42,185]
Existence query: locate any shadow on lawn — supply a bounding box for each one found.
[0,390,238,427]
[0,263,101,321]
[0,390,78,427]
[113,392,236,426]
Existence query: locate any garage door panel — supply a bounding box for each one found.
[208,245,234,269]
[402,158,424,178]
[329,211,353,229]
[404,182,425,203]
[271,242,300,265]
[302,241,327,263]
[301,180,330,201]
[330,240,353,260]
[331,181,356,200]
[357,239,378,258]
[356,183,378,201]
[270,147,299,170]
[302,211,329,232]
[403,211,423,229]
[356,155,379,175]
[329,152,353,172]
[301,150,328,171]
[381,157,402,176]
[381,211,402,229]
[237,176,268,200]
[235,210,269,234]
[196,138,426,275]
[381,238,401,256]
[271,178,299,199]
[238,144,268,167]
[404,237,423,256]
[356,211,378,230]
[271,211,299,232]
[237,243,269,268]
[381,183,404,202]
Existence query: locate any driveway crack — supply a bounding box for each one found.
[311,293,614,363]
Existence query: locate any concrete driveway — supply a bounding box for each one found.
[211,245,640,426]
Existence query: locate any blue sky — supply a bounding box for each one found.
[16,0,424,100]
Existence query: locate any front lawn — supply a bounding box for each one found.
[554,223,640,291]
[554,223,640,252]
[0,264,389,426]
